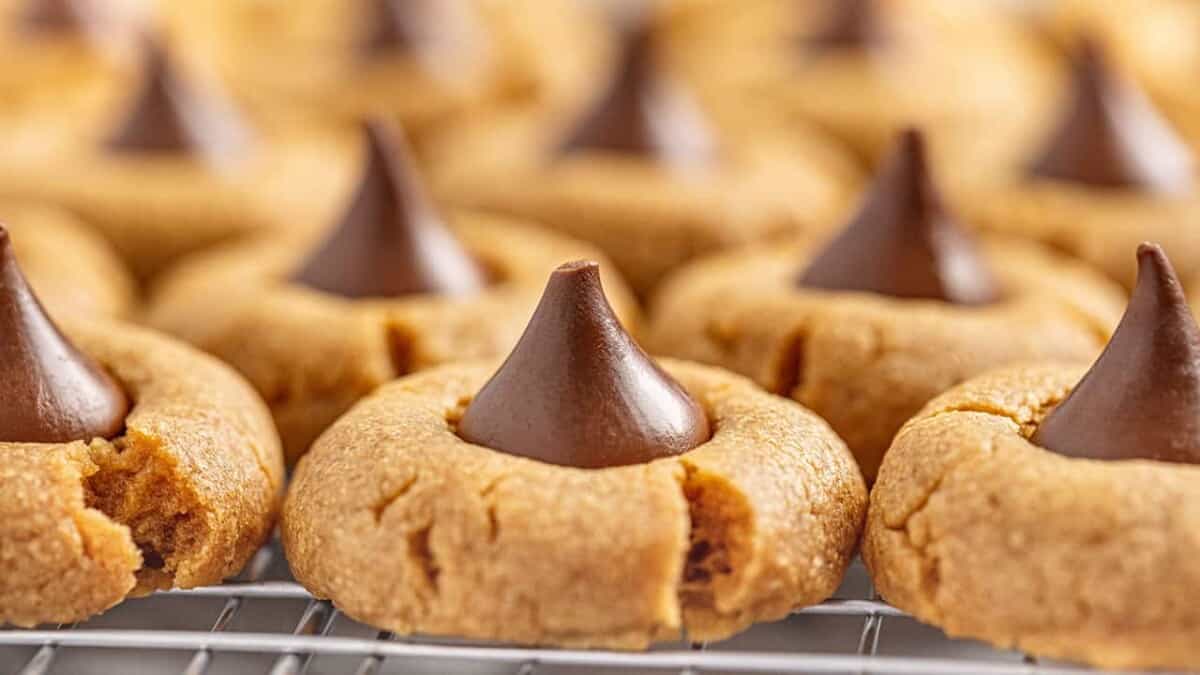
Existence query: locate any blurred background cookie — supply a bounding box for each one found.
[430,16,862,300]
[2,201,135,318]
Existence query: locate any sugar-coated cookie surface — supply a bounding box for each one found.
[283,360,866,649]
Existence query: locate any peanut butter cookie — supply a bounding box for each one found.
[0,227,284,627]
[649,130,1124,481]
[955,39,1200,290]
[864,244,1200,670]
[283,261,866,649]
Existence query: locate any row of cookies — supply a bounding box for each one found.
[271,121,1195,666]
[0,0,1196,671]
[0,79,1180,662]
[142,9,1188,482]
[3,126,1193,668]
[8,0,1200,304]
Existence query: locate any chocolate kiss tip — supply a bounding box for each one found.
[19,0,88,34]
[1032,243,1200,464]
[556,23,717,168]
[358,0,480,60]
[359,0,413,56]
[1027,39,1193,194]
[799,128,1000,305]
[105,41,193,154]
[292,120,486,299]
[807,0,885,51]
[105,39,251,161]
[0,227,129,444]
[458,260,710,468]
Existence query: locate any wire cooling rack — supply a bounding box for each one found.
[0,541,1166,675]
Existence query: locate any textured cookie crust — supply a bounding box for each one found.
[3,202,136,318]
[0,318,284,627]
[429,106,861,298]
[647,236,1124,482]
[863,365,1200,670]
[146,212,640,463]
[283,359,866,649]
[165,0,609,145]
[663,0,1055,165]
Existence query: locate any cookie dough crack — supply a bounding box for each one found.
[773,328,807,397]
[406,523,441,595]
[882,434,1000,623]
[677,460,754,624]
[82,431,208,592]
[479,476,506,544]
[925,392,1068,438]
[924,403,1025,431]
[371,474,419,524]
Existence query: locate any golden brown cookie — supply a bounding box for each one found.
[862,363,1200,670]
[1,316,285,627]
[0,39,355,283]
[1044,0,1200,138]
[665,0,1055,165]
[430,107,859,300]
[865,243,1200,670]
[647,235,1124,482]
[947,36,1200,291]
[283,358,866,649]
[165,0,610,146]
[3,201,135,318]
[146,213,640,464]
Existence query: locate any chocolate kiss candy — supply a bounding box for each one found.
[1027,40,1193,194]
[357,0,477,62]
[19,0,88,34]
[799,129,1000,305]
[105,40,252,164]
[807,0,886,51]
[557,25,717,169]
[458,260,710,468]
[292,121,486,298]
[1032,244,1200,464]
[359,0,416,55]
[0,227,129,443]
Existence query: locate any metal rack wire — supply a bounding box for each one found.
[0,542,1153,675]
